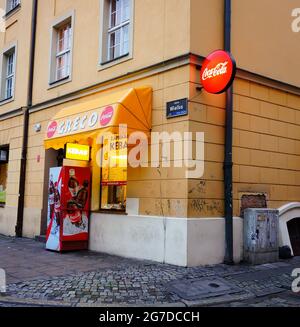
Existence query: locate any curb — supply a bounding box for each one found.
[0,295,71,307]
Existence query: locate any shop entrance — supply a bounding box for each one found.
[287,217,300,256]
[40,148,64,235]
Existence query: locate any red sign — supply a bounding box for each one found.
[200,50,236,94]
[47,121,57,138]
[100,106,114,126]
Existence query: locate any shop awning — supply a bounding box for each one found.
[44,86,152,150]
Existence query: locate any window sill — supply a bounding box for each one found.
[98,53,132,71]
[95,210,128,216]
[4,4,21,19]
[0,96,14,106]
[48,76,71,89]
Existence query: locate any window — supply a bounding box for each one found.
[108,0,130,60]
[55,23,72,81]
[6,0,20,13]
[100,0,133,65]
[100,135,127,211]
[5,52,14,99]
[0,146,9,206]
[0,46,16,101]
[50,14,73,85]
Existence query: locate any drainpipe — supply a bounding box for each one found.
[16,0,38,237]
[223,0,234,264]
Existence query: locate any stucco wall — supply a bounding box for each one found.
[0,115,23,236]
[25,66,192,237]
[0,0,32,112]
[89,213,243,267]
[32,0,190,105]
[191,0,300,87]
[232,80,300,215]
[188,71,300,218]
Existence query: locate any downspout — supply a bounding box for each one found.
[16,0,38,237]
[223,0,234,264]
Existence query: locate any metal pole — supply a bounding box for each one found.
[224,0,234,264]
[16,0,38,237]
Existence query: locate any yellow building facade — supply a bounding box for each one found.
[0,0,299,266]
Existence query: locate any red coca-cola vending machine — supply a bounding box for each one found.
[46,166,91,252]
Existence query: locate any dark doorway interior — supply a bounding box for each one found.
[287,218,300,256]
[40,149,64,236]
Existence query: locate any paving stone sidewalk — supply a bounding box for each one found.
[0,235,300,307]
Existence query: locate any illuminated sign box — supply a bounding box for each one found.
[200,50,236,94]
[65,143,90,161]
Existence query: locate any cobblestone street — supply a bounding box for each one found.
[0,235,300,307]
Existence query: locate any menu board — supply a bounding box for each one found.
[102,135,127,186]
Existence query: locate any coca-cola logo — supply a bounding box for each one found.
[200,50,236,94]
[47,121,57,138]
[100,106,114,126]
[202,62,228,81]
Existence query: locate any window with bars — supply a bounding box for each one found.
[6,0,20,13]
[101,0,132,64]
[55,22,72,81]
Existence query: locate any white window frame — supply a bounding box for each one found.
[99,0,134,70]
[49,11,75,88]
[6,0,20,14]
[0,43,17,105]
[5,52,15,99]
[55,22,72,81]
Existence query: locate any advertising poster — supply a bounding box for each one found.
[61,166,91,242]
[46,167,63,251]
[46,166,91,251]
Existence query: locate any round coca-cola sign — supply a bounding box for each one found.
[47,121,57,138]
[200,50,236,94]
[100,106,114,126]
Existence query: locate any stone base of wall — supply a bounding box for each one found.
[0,206,17,236]
[89,214,243,267]
[0,207,42,238]
[23,208,43,238]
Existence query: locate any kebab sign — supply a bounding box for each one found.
[200,50,236,94]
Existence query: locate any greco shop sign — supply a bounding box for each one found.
[200,50,236,94]
[46,106,114,139]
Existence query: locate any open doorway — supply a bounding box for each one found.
[287,218,300,256]
[40,148,64,235]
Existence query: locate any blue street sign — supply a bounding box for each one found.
[166,98,188,118]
